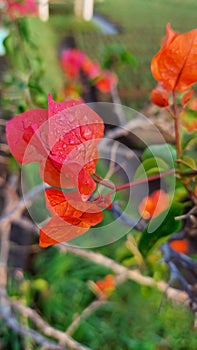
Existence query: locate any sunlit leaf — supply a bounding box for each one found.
[151,23,197,92]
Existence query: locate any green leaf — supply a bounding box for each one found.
[3,34,15,57]
[142,144,176,166]
[181,129,197,150]
[134,157,169,180]
[138,202,183,256]
[179,156,197,170]
[18,18,30,43]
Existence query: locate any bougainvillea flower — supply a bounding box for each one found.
[95,274,116,294]
[151,82,170,107]
[95,71,118,93]
[89,274,116,299]
[60,49,87,79]
[139,189,169,220]
[5,0,38,19]
[169,239,189,254]
[151,23,197,92]
[39,188,104,247]
[82,58,100,79]
[6,94,104,196]
[60,49,118,94]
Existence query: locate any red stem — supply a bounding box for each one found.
[106,169,175,196]
[172,90,182,159]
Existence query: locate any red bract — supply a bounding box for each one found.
[151,23,197,92]
[4,0,38,19]
[40,189,104,247]
[6,95,104,196]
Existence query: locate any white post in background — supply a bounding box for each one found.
[38,0,49,22]
[74,0,94,21]
[82,0,94,21]
[74,0,83,17]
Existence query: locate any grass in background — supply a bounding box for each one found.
[3,247,197,350]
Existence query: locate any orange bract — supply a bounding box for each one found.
[151,83,169,107]
[151,23,197,92]
[39,189,104,247]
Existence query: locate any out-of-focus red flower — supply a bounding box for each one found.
[95,71,118,93]
[40,189,104,247]
[151,83,169,107]
[60,49,118,93]
[82,58,100,79]
[169,239,189,254]
[151,23,197,92]
[60,49,87,79]
[139,189,169,220]
[4,0,38,19]
[6,94,104,197]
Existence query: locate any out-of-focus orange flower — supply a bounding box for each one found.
[96,274,116,293]
[95,71,117,93]
[139,189,169,220]
[151,23,197,92]
[89,275,116,299]
[82,58,100,79]
[169,239,189,254]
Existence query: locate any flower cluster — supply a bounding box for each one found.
[60,48,118,94]
[151,23,197,107]
[6,95,106,247]
[2,0,38,19]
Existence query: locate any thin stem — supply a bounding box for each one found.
[93,173,115,189]
[173,90,182,159]
[107,169,175,196]
[66,300,106,336]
